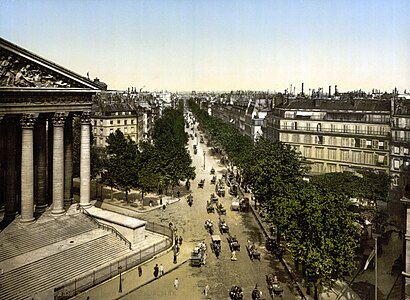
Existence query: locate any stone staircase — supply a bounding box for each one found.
[0,212,135,300]
[0,233,133,300]
[0,214,97,261]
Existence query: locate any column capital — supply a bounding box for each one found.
[20,113,37,129]
[52,112,66,127]
[80,111,91,124]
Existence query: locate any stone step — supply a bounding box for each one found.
[0,234,133,300]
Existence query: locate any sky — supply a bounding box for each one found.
[1,0,409,93]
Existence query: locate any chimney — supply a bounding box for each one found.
[335,85,338,96]
[301,83,304,96]
[329,86,331,97]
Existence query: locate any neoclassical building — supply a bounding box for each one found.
[0,37,100,224]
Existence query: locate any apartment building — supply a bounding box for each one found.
[263,97,391,174]
[92,100,145,148]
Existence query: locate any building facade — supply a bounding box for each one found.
[0,37,100,224]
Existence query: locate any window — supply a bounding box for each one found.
[343,124,348,133]
[352,151,361,163]
[304,135,310,144]
[328,149,336,160]
[110,129,113,134]
[93,128,97,134]
[342,138,349,147]
[328,164,337,173]
[341,150,349,162]
[293,122,298,130]
[330,124,335,132]
[392,175,399,187]
[131,127,135,133]
[316,148,324,158]
[124,120,128,125]
[304,146,312,158]
[394,159,400,170]
[110,120,113,125]
[355,138,360,148]
[405,148,409,155]
[317,135,323,145]
[317,123,321,131]
[377,155,385,165]
[124,127,128,133]
[131,120,134,125]
[94,120,97,126]
[366,140,372,148]
[364,152,373,164]
[378,141,384,150]
[393,146,400,154]
[117,120,121,125]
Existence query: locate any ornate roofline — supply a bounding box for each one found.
[0,37,101,90]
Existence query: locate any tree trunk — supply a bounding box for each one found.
[110,187,113,201]
[314,284,319,300]
[125,190,128,202]
[141,191,144,200]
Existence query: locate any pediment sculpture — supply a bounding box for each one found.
[0,52,74,88]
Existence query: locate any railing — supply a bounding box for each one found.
[279,126,389,136]
[78,206,132,250]
[54,238,172,300]
[55,208,173,299]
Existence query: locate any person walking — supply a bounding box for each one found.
[204,284,210,297]
[153,264,159,279]
[178,235,183,246]
[159,264,164,276]
[174,277,179,290]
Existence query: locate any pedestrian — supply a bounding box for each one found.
[173,252,177,264]
[175,235,178,246]
[178,235,183,246]
[174,277,179,290]
[159,264,164,276]
[138,266,142,277]
[204,284,210,296]
[177,191,180,198]
[160,197,163,205]
[153,264,159,279]
[162,204,166,211]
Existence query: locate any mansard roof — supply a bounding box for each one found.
[0,37,101,91]
[283,98,391,112]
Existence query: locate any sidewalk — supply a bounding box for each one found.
[71,240,194,300]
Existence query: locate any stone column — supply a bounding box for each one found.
[20,114,36,223]
[51,113,66,216]
[4,117,19,221]
[34,116,47,212]
[80,112,91,207]
[0,115,5,213]
[64,116,73,204]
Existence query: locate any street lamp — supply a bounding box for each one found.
[118,265,123,293]
[203,151,206,170]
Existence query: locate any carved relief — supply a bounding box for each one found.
[52,113,66,126]
[80,111,91,124]
[20,114,36,128]
[0,94,92,104]
[0,49,80,88]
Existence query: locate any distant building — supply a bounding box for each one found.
[263,97,391,175]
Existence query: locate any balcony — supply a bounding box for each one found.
[279,126,389,137]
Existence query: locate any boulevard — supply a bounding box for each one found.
[120,121,300,299]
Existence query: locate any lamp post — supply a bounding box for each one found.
[118,265,123,293]
[203,151,206,170]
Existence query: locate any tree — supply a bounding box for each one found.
[102,129,139,202]
[285,183,359,299]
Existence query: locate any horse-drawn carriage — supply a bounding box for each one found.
[198,179,205,188]
[227,234,241,251]
[187,194,193,207]
[251,285,263,300]
[239,197,250,212]
[218,218,229,233]
[229,285,243,300]
[206,201,215,213]
[211,175,217,184]
[210,167,215,175]
[205,219,214,235]
[266,274,284,298]
[216,180,225,197]
[210,193,218,202]
[246,240,261,260]
[217,203,226,215]
[211,234,222,258]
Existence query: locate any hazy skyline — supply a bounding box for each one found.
[1,0,409,93]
